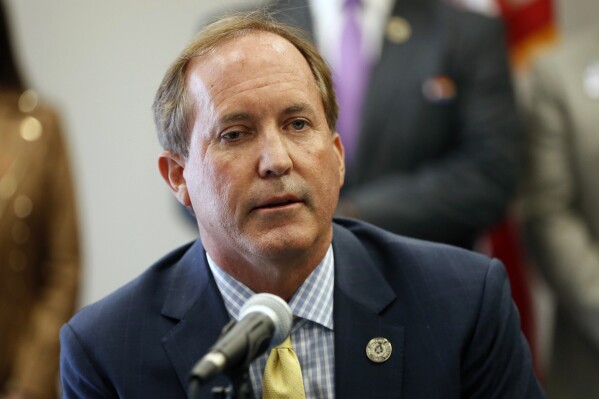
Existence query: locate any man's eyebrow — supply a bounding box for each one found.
[219,112,251,125]
[282,103,317,116]
[218,104,317,125]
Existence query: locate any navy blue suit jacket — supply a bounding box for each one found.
[60,219,543,398]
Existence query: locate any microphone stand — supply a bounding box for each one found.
[188,364,251,399]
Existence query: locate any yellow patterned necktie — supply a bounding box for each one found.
[262,336,306,399]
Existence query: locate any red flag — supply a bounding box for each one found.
[497,0,558,69]
[451,0,558,69]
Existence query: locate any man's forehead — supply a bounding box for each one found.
[187,31,309,82]
[185,32,316,105]
[182,31,323,132]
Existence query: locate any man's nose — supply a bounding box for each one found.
[258,128,293,178]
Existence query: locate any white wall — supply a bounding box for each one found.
[5,0,598,309]
[5,0,260,306]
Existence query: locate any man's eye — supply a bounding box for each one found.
[290,119,308,130]
[221,131,244,141]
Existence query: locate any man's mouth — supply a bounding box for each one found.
[253,195,303,210]
[261,199,297,208]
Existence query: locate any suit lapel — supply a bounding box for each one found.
[333,224,405,398]
[159,225,407,397]
[160,240,233,397]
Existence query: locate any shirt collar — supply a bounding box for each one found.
[207,245,334,330]
[308,0,394,64]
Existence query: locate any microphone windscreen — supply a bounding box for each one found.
[240,293,292,348]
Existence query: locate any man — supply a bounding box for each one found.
[60,13,543,398]
[263,0,519,250]
[523,24,599,398]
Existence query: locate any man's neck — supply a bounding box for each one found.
[205,242,331,301]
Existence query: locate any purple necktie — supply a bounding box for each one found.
[334,0,371,164]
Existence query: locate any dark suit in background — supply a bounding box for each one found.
[60,219,542,398]
[266,0,519,249]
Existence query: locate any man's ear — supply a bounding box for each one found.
[158,151,191,206]
[332,132,346,187]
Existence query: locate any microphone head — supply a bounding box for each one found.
[239,293,292,348]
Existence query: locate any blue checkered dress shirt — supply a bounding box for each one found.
[206,245,335,399]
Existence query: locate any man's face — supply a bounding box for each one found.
[163,32,345,266]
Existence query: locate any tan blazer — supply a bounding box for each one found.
[0,90,80,399]
[523,26,599,398]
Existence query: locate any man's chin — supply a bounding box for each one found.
[244,225,321,258]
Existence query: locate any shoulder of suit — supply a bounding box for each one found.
[333,218,499,306]
[67,240,198,327]
[333,218,490,266]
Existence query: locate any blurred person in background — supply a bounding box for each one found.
[261,0,520,250]
[523,24,599,398]
[0,1,81,398]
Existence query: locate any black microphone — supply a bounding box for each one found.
[190,293,293,383]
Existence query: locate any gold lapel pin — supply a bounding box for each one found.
[366,337,392,363]
[386,16,411,44]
